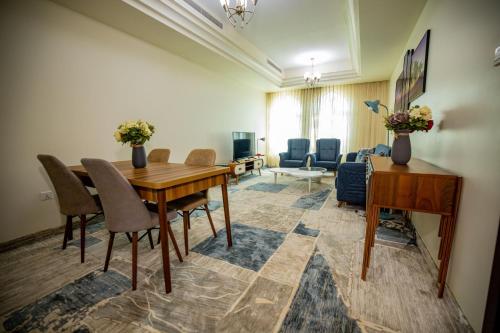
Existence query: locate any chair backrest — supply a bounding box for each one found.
[287,138,310,160]
[81,158,152,233]
[37,154,99,216]
[374,144,391,157]
[184,149,216,166]
[316,138,340,161]
[147,148,170,163]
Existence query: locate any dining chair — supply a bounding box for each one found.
[168,149,217,256]
[37,154,102,263]
[81,158,183,290]
[147,148,170,163]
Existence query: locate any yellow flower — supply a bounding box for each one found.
[419,106,432,120]
[114,130,122,142]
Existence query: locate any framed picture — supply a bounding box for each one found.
[402,49,413,111]
[409,30,431,102]
[394,72,404,112]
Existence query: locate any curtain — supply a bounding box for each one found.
[266,81,388,167]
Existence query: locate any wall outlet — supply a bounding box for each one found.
[39,191,55,201]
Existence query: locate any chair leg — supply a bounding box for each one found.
[147,229,154,250]
[167,223,183,262]
[132,231,138,290]
[68,215,74,240]
[183,212,189,256]
[125,232,132,242]
[104,232,115,272]
[204,204,217,238]
[80,215,87,263]
[62,215,72,250]
[157,228,161,245]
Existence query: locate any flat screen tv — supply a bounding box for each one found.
[232,131,255,160]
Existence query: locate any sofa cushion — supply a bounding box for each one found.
[374,144,391,156]
[316,139,340,161]
[289,139,310,160]
[314,160,337,170]
[355,148,374,163]
[282,160,304,168]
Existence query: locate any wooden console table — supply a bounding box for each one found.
[363,156,463,298]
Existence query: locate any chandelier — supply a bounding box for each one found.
[304,58,322,86]
[220,0,258,28]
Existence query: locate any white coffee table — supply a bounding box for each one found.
[269,167,327,193]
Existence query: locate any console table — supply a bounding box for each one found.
[363,156,463,298]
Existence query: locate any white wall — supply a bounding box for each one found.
[388,0,500,331]
[0,0,266,243]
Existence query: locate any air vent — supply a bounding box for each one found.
[267,59,282,73]
[183,0,223,29]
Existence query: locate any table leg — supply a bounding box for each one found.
[367,207,379,268]
[362,205,373,280]
[157,190,171,294]
[274,173,277,184]
[308,178,311,193]
[221,179,232,247]
[438,215,457,298]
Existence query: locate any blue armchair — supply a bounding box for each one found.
[279,138,310,168]
[336,144,391,206]
[309,138,343,173]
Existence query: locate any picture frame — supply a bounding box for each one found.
[409,29,431,102]
[394,72,404,112]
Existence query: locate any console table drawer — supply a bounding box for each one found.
[371,173,457,214]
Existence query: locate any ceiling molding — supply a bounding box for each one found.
[124,0,283,86]
[345,0,362,75]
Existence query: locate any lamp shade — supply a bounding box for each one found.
[364,100,381,113]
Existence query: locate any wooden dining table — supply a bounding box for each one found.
[70,160,232,294]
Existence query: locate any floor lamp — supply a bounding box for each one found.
[364,100,390,145]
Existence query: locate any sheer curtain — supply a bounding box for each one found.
[266,81,388,167]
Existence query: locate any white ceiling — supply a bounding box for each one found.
[202,0,351,72]
[52,0,427,89]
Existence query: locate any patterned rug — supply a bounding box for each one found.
[0,170,472,333]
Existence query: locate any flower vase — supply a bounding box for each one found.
[132,145,147,168]
[391,130,411,165]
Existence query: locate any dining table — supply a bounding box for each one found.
[70,160,232,294]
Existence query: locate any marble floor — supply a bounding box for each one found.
[0,171,473,332]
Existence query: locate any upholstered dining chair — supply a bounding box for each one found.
[147,148,170,163]
[37,154,102,263]
[81,158,183,290]
[168,149,217,256]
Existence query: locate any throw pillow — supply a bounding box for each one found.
[355,148,374,163]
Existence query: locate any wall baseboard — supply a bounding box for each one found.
[0,214,103,253]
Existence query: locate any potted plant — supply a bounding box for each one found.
[114,120,155,168]
[384,106,433,165]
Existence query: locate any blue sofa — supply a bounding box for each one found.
[336,144,391,206]
[309,138,343,173]
[279,138,310,168]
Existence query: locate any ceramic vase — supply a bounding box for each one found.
[132,145,147,168]
[391,130,411,165]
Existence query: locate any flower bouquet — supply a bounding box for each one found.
[383,106,433,165]
[114,120,155,168]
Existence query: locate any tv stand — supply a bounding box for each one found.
[229,156,264,184]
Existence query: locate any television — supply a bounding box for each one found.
[232,131,255,160]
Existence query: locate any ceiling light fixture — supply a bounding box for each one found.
[304,58,321,86]
[220,0,258,28]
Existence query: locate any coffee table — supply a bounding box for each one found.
[269,167,327,193]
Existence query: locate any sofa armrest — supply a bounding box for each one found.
[308,152,318,166]
[336,162,367,206]
[336,154,343,166]
[346,152,357,162]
